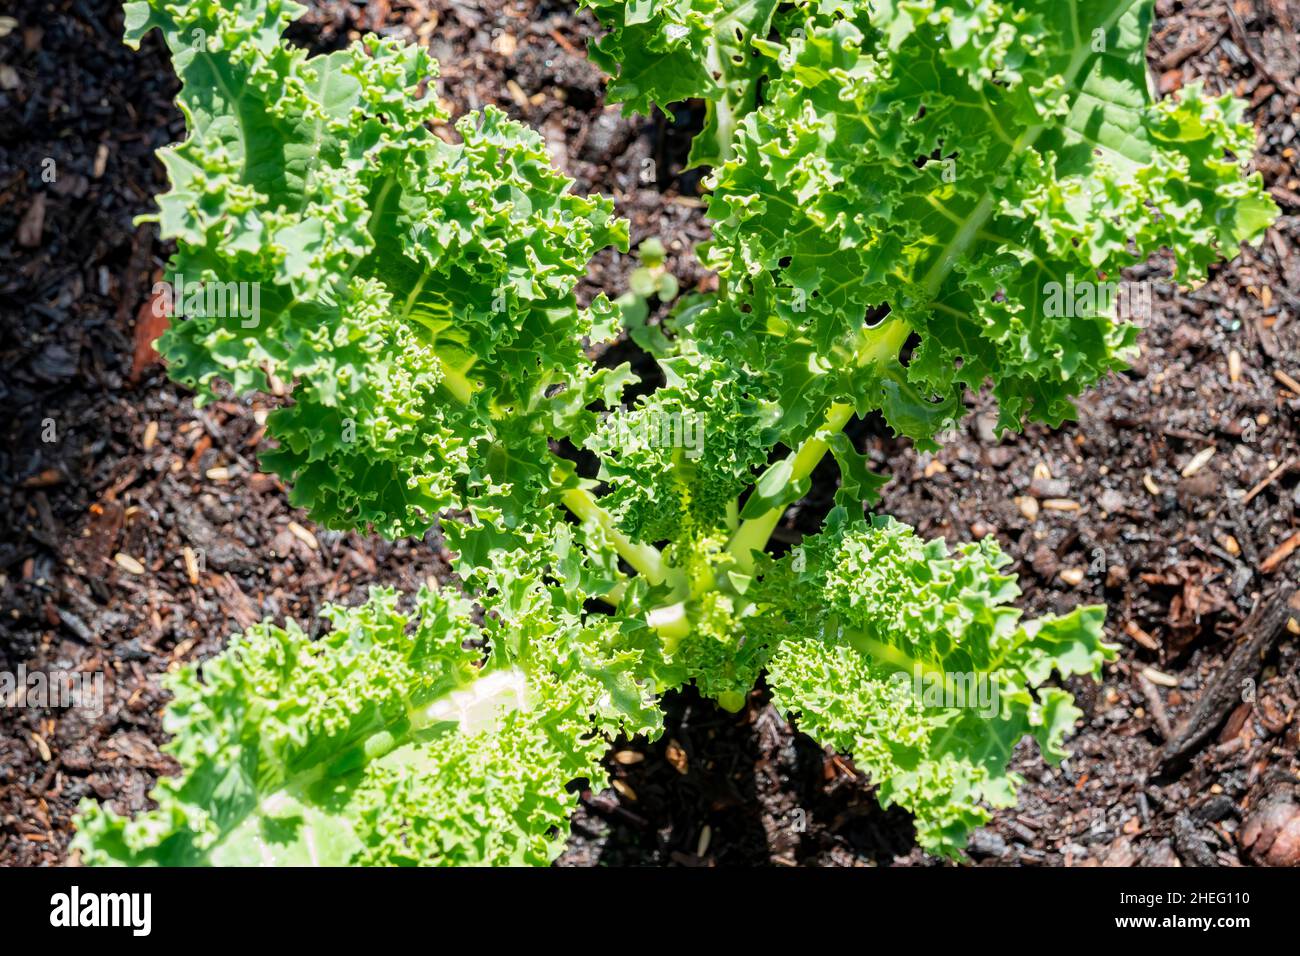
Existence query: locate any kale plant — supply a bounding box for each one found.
[74,0,1275,864]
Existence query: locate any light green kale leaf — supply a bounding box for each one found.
[752,514,1115,856]
[594,1,1276,453]
[586,346,776,546]
[126,0,628,542]
[73,583,660,866]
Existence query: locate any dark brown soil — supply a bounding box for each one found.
[2,0,1297,868]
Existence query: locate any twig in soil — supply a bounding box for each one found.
[1136,672,1174,740]
[1260,530,1300,575]
[548,28,577,55]
[1125,619,1161,652]
[1241,457,1295,505]
[1156,25,1228,70]
[1161,426,1215,445]
[1225,494,1262,572]
[1137,791,1152,828]
[1273,368,1300,396]
[1155,589,1300,776]
[582,793,649,831]
[1225,3,1297,94]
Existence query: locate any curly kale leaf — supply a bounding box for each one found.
[748,515,1114,856]
[594,1,1276,452]
[126,0,628,543]
[73,583,660,866]
[587,349,775,545]
[582,0,780,166]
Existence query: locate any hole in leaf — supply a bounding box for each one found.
[864,303,891,328]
